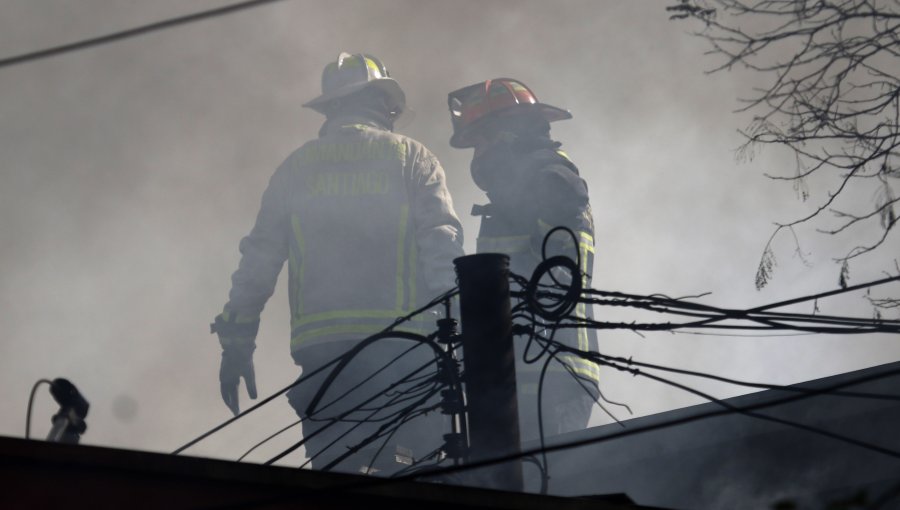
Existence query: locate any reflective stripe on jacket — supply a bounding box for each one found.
[223,116,464,362]
[473,146,600,389]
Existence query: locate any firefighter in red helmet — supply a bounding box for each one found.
[448,78,600,442]
[212,53,464,473]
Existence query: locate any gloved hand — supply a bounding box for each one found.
[211,313,260,416]
[219,344,257,416]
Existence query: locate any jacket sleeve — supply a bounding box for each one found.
[222,164,291,321]
[535,161,600,387]
[409,146,465,297]
[535,162,591,230]
[530,161,594,261]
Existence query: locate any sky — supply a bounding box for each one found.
[1,0,897,471]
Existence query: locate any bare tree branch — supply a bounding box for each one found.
[671,0,900,307]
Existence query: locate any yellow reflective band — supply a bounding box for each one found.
[570,365,600,382]
[292,324,386,347]
[290,308,427,328]
[408,231,418,309]
[577,302,588,350]
[579,231,594,246]
[291,215,307,316]
[558,355,601,380]
[291,321,429,348]
[396,205,409,310]
[517,353,599,375]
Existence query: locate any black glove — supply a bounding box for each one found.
[219,344,257,416]
[211,313,260,416]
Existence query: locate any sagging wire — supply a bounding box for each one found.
[25,378,53,440]
[523,256,581,322]
[521,455,549,496]
[560,359,632,423]
[305,341,437,421]
[383,288,460,332]
[0,0,291,69]
[535,345,556,494]
[264,332,445,467]
[237,351,440,463]
[500,226,594,493]
[302,327,457,429]
[510,240,900,334]
[293,305,465,471]
[314,397,444,473]
[569,276,900,335]
[525,324,900,460]
[588,352,900,460]
[668,331,819,338]
[583,351,900,402]
[509,226,900,492]
[298,381,441,469]
[529,324,900,403]
[237,419,302,462]
[172,288,460,457]
[529,341,632,495]
[313,353,463,473]
[287,374,434,470]
[172,353,347,455]
[199,232,900,503]
[538,226,583,291]
[362,404,445,474]
[266,299,467,472]
[390,363,900,489]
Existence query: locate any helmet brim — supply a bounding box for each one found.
[303,78,406,116]
[450,103,572,149]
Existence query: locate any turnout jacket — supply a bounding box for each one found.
[223,116,464,363]
[471,140,600,393]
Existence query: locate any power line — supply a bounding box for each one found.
[171,352,344,455]
[591,351,900,402]
[172,290,457,456]
[0,0,289,69]
[203,363,900,510]
[600,357,900,460]
[569,275,900,335]
[404,362,900,483]
[264,334,448,467]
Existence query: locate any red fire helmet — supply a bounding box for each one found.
[447,78,572,148]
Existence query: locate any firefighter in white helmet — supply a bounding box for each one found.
[212,53,464,473]
[448,78,600,442]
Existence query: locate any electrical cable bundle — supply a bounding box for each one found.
[504,227,900,494]
[174,290,466,478]
[174,228,900,502]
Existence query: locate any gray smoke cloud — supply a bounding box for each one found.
[1,0,897,471]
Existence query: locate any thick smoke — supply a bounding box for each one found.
[1,0,897,471]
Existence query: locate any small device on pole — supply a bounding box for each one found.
[46,378,89,444]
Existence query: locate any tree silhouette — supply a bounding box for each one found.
[667,0,899,306]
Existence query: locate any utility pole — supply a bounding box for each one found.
[453,253,523,492]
